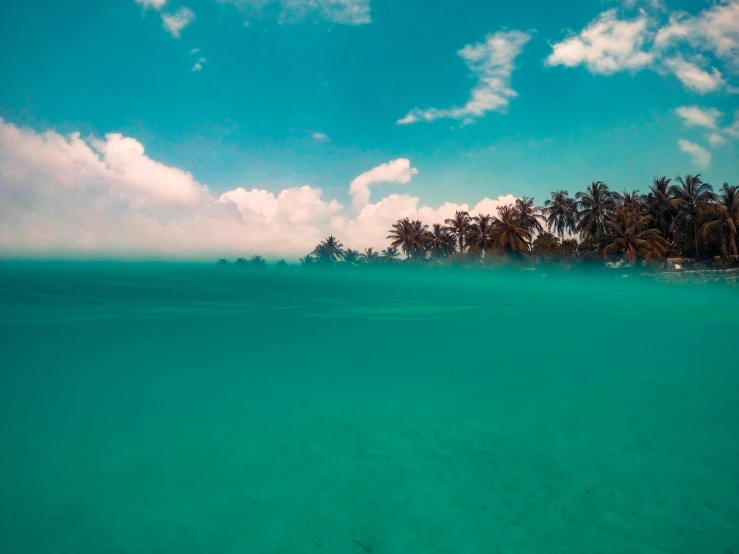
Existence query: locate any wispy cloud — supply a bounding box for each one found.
[398,30,532,126]
[311,132,330,142]
[675,105,723,128]
[654,0,739,74]
[218,0,371,25]
[618,0,665,11]
[663,56,725,93]
[725,110,739,138]
[162,7,196,38]
[677,139,711,168]
[674,106,739,148]
[191,57,207,72]
[134,0,168,10]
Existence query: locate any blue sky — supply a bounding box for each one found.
[0,0,737,258]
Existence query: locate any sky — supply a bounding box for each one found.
[0,0,737,259]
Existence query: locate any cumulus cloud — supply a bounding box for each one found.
[218,0,371,25]
[397,30,531,125]
[0,121,518,259]
[349,158,418,211]
[134,0,168,10]
[162,7,195,38]
[675,105,723,128]
[677,139,712,168]
[546,9,654,74]
[0,120,336,258]
[218,186,342,224]
[311,132,329,142]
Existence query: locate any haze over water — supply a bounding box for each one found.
[1,262,738,554]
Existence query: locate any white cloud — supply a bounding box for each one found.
[654,0,739,73]
[0,120,520,259]
[546,9,654,74]
[311,132,329,142]
[547,4,738,94]
[676,107,739,146]
[663,56,725,93]
[218,186,342,224]
[218,0,371,25]
[398,30,531,125]
[675,105,723,128]
[0,120,337,258]
[619,0,665,10]
[190,47,201,55]
[162,7,195,38]
[725,110,739,138]
[331,194,517,252]
[677,139,712,168]
[348,158,418,212]
[191,57,207,72]
[134,0,168,10]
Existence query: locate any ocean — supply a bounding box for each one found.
[1,261,738,553]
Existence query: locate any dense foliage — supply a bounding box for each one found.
[221,176,739,270]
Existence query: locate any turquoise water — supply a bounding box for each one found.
[1,262,738,554]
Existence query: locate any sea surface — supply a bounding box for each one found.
[1,261,738,554]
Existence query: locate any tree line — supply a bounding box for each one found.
[219,174,738,269]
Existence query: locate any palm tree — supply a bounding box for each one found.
[576,181,614,239]
[249,255,267,267]
[360,247,381,263]
[513,197,544,236]
[701,183,738,256]
[312,236,344,266]
[492,205,532,255]
[443,210,472,254]
[542,190,578,239]
[425,223,456,260]
[670,174,715,259]
[647,177,673,240]
[275,259,289,268]
[341,249,361,266]
[387,218,428,259]
[614,189,645,211]
[602,207,667,263]
[299,255,315,267]
[466,214,497,257]
[381,246,400,262]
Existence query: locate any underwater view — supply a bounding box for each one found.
[1,262,738,554]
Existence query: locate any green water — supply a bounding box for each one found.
[1,262,738,554]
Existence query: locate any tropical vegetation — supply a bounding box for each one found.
[218,175,739,271]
